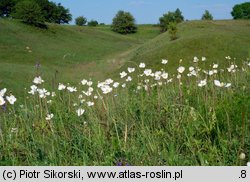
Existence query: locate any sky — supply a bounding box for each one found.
[52,0,247,24]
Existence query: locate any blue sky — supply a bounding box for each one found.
[52,0,247,24]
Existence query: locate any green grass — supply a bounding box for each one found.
[0,19,250,166]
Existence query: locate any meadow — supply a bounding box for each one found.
[0,19,250,165]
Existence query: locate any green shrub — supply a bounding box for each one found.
[75,16,87,26]
[202,10,213,20]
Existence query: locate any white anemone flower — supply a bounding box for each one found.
[213,64,218,69]
[113,82,119,88]
[193,56,199,63]
[87,81,93,86]
[162,59,168,64]
[214,80,231,88]
[58,83,66,90]
[247,62,250,67]
[177,66,185,74]
[189,67,194,72]
[67,86,77,92]
[76,108,85,116]
[100,85,112,94]
[105,78,114,85]
[139,63,145,68]
[87,101,94,107]
[126,76,132,82]
[198,79,207,87]
[81,79,88,85]
[128,67,135,73]
[45,113,54,121]
[0,96,5,106]
[33,76,44,85]
[0,88,7,97]
[202,57,206,61]
[122,83,126,88]
[6,95,17,105]
[120,71,127,78]
[144,69,152,76]
[161,73,168,79]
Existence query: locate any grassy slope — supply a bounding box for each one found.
[126,20,250,73]
[0,19,159,95]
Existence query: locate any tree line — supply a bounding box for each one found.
[1,0,249,33]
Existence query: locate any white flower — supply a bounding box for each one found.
[161,73,168,79]
[177,74,181,79]
[198,79,207,87]
[51,92,56,97]
[214,80,231,88]
[33,76,44,85]
[81,79,88,85]
[58,83,66,90]
[247,162,250,166]
[239,153,246,160]
[213,64,218,69]
[47,100,52,104]
[76,108,85,116]
[162,59,168,64]
[94,95,98,99]
[189,67,194,72]
[122,83,126,88]
[193,56,199,63]
[113,82,119,88]
[144,69,152,76]
[225,56,231,60]
[37,88,50,98]
[137,86,142,90]
[120,71,127,78]
[177,66,185,74]
[87,81,93,86]
[6,95,17,105]
[45,113,54,121]
[227,64,237,73]
[105,79,113,85]
[126,76,132,82]
[100,85,112,94]
[87,101,94,107]
[0,88,7,97]
[214,80,222,87]
[67,86,77,92]
[139,63,145,68]
[247,62,250,67]
[202,57,206,61]
[128,67,135,73]
[0,96,5,106]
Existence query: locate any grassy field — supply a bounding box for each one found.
[0,19,250,166]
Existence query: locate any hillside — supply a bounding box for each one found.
[125,20,250,73]
[1,19,250,94]
[0,19,159,94]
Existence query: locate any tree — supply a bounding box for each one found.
[174,8,184,23]
[0,0,16,17]
[168,22,178,40]
[88,20,98,26]
[159,8,184,32]
[75,16,87,26]
[111,10,137,34]
[202,10,213,20]
[12,0,45,27]
[231,2,250,19]
[53,3,72,24]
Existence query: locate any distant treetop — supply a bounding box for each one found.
[231,2,250,19]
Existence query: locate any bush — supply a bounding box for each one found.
[12,0,45,27]
[111,10,137,34]
[159,8,184,32]
[202,10,213,20]
[168,22,178,40]
[75,16,87,26]
[88,20,98,26]
[231,2,250,19]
